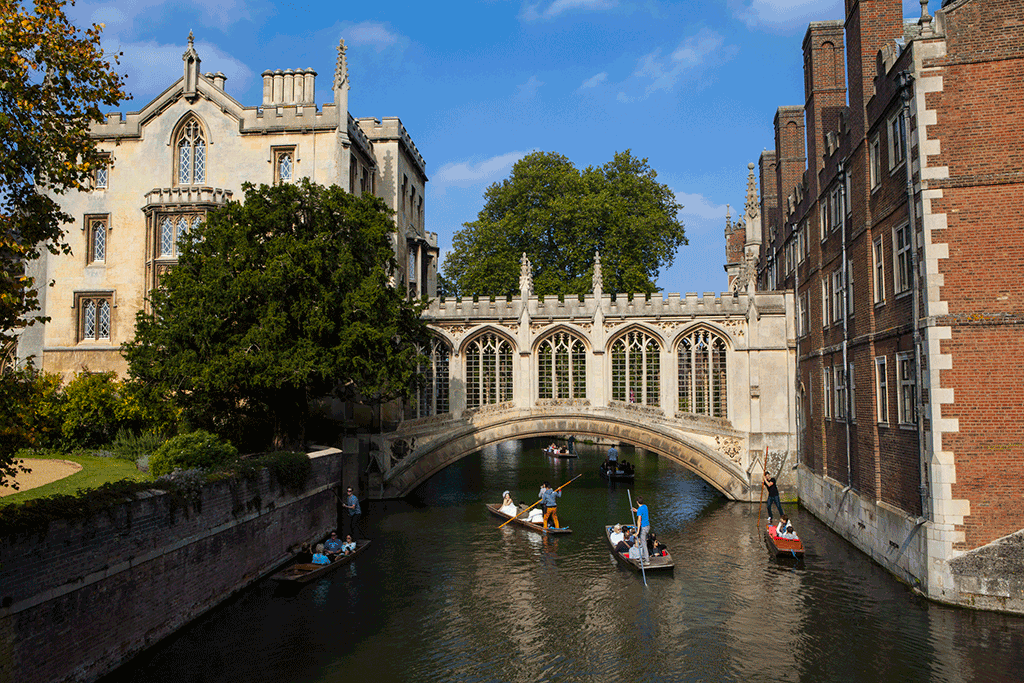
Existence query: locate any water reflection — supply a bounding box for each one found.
[101,439,1024,683]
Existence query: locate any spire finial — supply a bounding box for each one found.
[919,0,932,25]
[745,163,758,219]
[592,251,603,297]
[188,30,194,47]
[335,38,349,90]
[519,253,533,298]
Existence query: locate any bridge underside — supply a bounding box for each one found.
[381,409,755,500]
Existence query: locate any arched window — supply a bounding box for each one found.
[159,214,203,258]
[537,331,586,400]
[175,118,206,185]
[610,329,660,406]
[465,333,514,409]
[414,338,450,418]
[678,329,728,417]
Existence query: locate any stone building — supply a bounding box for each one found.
[736,0,1024,612]
[17,35,437,379]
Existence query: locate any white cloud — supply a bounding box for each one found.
[109,39,254,104]
[675,191,729,223]
[344,21,401,52]
[517,75,545,100]
[75,0,254,37]
[578,72,608,90]
[633,28,728,94]
[521,0,617,21]
[432,151,532,190]
[730,0,843,32]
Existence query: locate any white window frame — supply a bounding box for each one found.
[870,134,881,190]
[888,112,906,172]
[824,369,831,419]
[819,203,827,242]
[897,351,916,426]
[894,224,912,295]
[873,237,885,304]
[848,361,856,422]
[798,291,809,338]
[875,356,888,425]
[830,186,842,232]
[832,269,844,324]
[273,146,296,185]
[821,279,830,329]
[847,258,854,319]
[835,364,847,421]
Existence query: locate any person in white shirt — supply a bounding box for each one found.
[609,524,624,546]
[498,490,517,517]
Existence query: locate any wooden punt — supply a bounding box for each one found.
[270,539,372,583]
[765,524,805,558]
[605,525,674,571]
[487,503,572,534]
[543,446,578,458]
[599,464,635,482]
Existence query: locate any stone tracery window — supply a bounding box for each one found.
[413,338,450,418]
[159,213,204,258]
[537,331,586,400]
[611,329,660,406]
[176,118,206,185]
[677,329,728,418]
[465,332,514,409]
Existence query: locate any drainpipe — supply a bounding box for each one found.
[898,70,930,521]
[792,222,802,468]
[838,160,852,488]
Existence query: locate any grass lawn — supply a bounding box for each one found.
[0,451,152,506]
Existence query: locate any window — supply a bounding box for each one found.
[465,333,514,409]
[835,364,847,421]
[798,220,808,262]
[849,361,856,422]
[677,329,727,417]
[159,213,203,258]
[821,279,830,328]
[830,186,842,231]
[413,338,450,418]
[870,135,881,189]
[888,112,906,171]
[274,147,294,184]
[86,215,108,264]
[845,172,852,216]
[848,259,854,318]
[538,331,587,400]
[360,166,370,195]
[894,224,912,295]
[175,118,206,185]
[823,369,831,419]
[875,356,888,424]
[820,202,828,240]
[94,154,109,189]
[873,238,885,304]
[832,269,844,323]
[408,249,417,283]
[77,293,112,341]
[897,351,916,425]
[798,292,809,338]
[611,329,660,406]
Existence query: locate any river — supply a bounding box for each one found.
[100,439,1024,683]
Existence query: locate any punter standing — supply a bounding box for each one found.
[539,482,562,530]
[343,486,362,540]
[632,496,650,565]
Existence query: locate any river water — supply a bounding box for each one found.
[102,440,1024,683]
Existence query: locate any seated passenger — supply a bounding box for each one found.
[324,531,343,559]
[648,532,668,557]
[295,542,313,564]
[609,524,625,546]
[499,490,518,517]
[615,528,635,554]
[311,544,331,565]
[779,524,799,540]
[341,534,357,554]
[527,508,544,524]
[775,515,790,535]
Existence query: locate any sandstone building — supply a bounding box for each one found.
[17,35,437,379]
[730,0,1024,611]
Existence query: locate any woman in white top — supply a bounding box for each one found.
[609,524,625,546]
[499,490,517,517]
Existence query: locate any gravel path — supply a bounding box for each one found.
[0,458,83,497]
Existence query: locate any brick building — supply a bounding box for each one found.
[732,0,1024,611]
[17,35,438,379]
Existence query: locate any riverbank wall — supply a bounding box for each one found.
[0,447,351,683]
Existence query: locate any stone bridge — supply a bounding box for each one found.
[375,255,797,500]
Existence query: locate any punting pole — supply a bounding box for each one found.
[497,473,583,530]
[628,489,647,587]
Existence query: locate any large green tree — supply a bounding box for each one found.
[1,0,128,345]
[442,150,686,297]
[124,181,430,451]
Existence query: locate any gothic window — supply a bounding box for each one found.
[94,154,109,189]
[159,213,204,258]
[414,338,450,418]
[275,148,294,184]
[86,216,108,264]
[77,293,112,341]
[611,329,660,406]
[537,331,587,400]
[677,329,728,417]
[175,118,206,185]
[465,333,514,409]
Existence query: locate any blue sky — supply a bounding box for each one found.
[70,0,939,296]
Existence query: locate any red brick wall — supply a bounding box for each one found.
[0,453,345,683]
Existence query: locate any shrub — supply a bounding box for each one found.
[109,429,165,462]
[254,451,311,492]
[150,431,237,477]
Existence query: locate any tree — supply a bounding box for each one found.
[124,180,430,451]
[442,150,686,297]
[1,0,128,344]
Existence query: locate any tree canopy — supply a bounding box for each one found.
[442,150,686,297]
[124,181,430,451]
[1,0,128,346]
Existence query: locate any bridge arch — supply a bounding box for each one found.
[382,409,752,501]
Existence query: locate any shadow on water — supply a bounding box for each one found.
[100,438,1024,683]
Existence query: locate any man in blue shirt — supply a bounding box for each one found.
[632,496,650,565]
[607,445,618,463]
[343,486,362,540]
[539,482,562,530]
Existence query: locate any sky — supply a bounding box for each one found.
[68,0,940,296]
